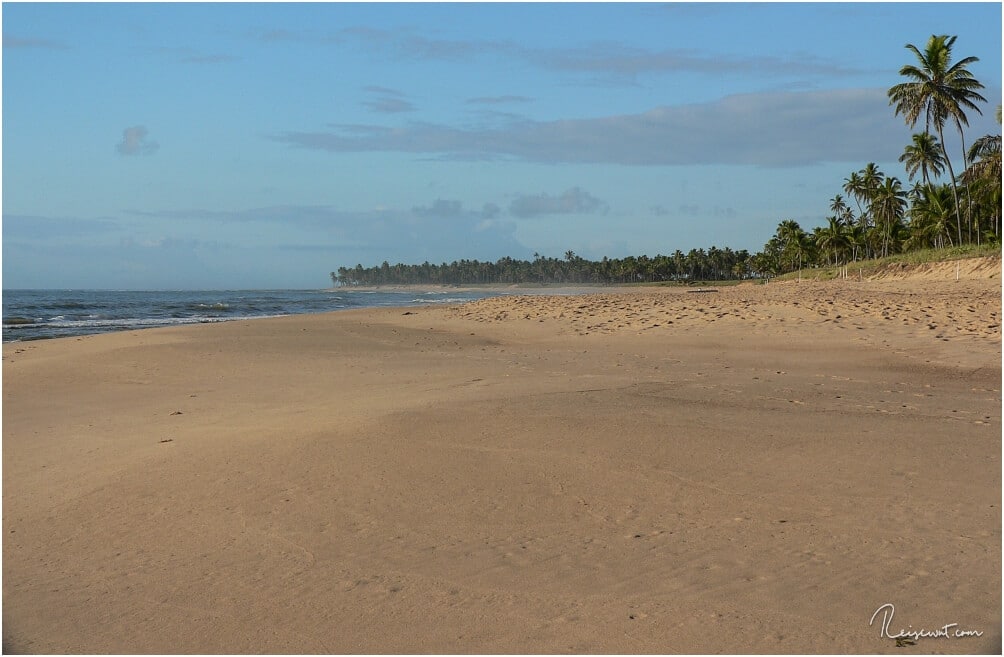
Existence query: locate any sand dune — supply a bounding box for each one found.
[3,270,1000,653]
[865,254,1000,281]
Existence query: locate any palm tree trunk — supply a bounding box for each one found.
[959,130,975,245]
[938,124,964,246]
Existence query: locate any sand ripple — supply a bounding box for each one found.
[449,279,1001,344]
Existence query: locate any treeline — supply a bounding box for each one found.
[332,249,754,286]
[755,34,1000,277]
[332,34,1001,287]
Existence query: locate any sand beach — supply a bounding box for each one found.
[2,259,1001,653]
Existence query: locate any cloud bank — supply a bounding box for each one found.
[122,200,533,264]
[326,26,867,81]
[274,88,905,167]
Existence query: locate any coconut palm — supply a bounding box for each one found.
[775,219,811,274]
[829,194,856,226]
[843,166,881,233]
[962,131,1002,241]
[955,106,1002,242]
[843,171,867,219]
[888,34,987,246]
[899,132,946,184]
[908,183,955,249]
[859,163,885,196]
[815,216,850,265]
[966,133,1002,182]
[751,248,779,279]
[846,224,866,262]
[858,163,885,229]
[871,177,908,257]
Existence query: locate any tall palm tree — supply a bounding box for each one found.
[871,177,908,257]
[829,194,855,226]
[855,163,885,230]
[899,132,946,184]
[963,132,1002,241]
[888,34,987,246]
[843,171,867,219]
[859,163,885,196]
[956,105,1002,243]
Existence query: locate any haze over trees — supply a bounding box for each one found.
[333,34,1000,287]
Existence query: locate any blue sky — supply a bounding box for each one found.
[3,2,1001,289]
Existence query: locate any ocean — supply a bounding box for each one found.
[1,288,509,342]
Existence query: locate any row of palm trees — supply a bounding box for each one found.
[333,34,998,286]
[331,248,756,286]
[757,34,1000,276]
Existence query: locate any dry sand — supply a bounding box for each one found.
[3,260,1001,653]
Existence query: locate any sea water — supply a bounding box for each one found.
[1,289,507,342]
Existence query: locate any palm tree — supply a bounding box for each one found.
[858,163,885,230]
[899,132,946,184]
[966,133,1002,182]
[829,194,856,226]
[859,163,884,196]
[888,34,987,246]
[752,240,782,279]
[846,224,866,262]
[871,177,908,257]
[908,183,955,249]
[962,108,1002,240]
[827,193,851,228]
[815,216,850,265]
[843,171,867,219]
[775,220,812,274]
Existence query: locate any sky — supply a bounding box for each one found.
[2,1,1001,290]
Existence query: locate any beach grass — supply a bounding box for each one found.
[775,244,1001,282]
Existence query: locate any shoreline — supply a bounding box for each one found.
[3,276,1000,653]
[0,285,667,344]
[327,282,650,294]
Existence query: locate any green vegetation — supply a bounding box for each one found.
[332,249,755,286]
[333,34,1000,288]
